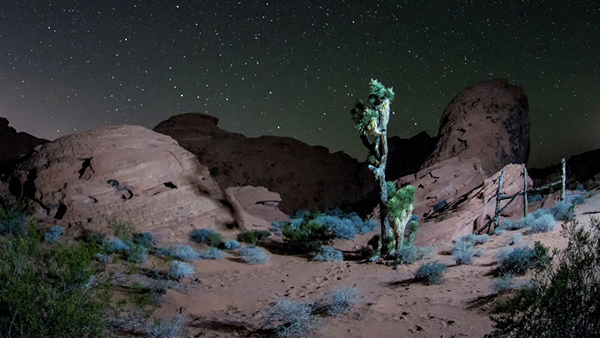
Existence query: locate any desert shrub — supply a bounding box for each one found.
[168,261,195,280]
[239,246,269,265]
[110,220,136,241]
[452,240,483,265]
[82,231,106,247]
[327,287,361,316]
[359,219,378,234]
[497,241,550,276]
[134,232,156,248]
[494,219,523,234]
[96,252,112,263]
[44,225,64,243]
[283,217,332,254]
[0,202,27,236]
[415,260,446,285]
[127,243,149,263]
[459,234,490,246]
[198,247,227,260]
[169,245,199,262]
[155,246,174,258]
[313,246,344,262]
[130,282,162,310]
[395,245,434,265]
[491,274,518,294]
[237,229,271,245]
[551,200,575,221]
[0,222,111,338]
[224,239,241,250]
[526,214,556,234]
[317,215,357,240]
[103,237,131,253]
[267,298,323,338]
[488,217,600,337]
[293,210,311,219]
[511,233,525,246]
[569,194,586,205]
[145,312,185,338]
[190,228,224,247]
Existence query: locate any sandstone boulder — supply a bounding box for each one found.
[225,186,287,231]
[422,78,530,174]
[154,113,376,214]
[8,125,235,243]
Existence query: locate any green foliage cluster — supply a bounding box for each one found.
[190,228,224,247]
[488,217,600,337]
[282,214,333,254]
[0,221,111,337]
[237,229,271,245]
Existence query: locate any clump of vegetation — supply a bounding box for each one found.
[497,241,550,276]
[327,287,361,317]
[109,220,136,241]
[519,209,556,234]
[134,232,156,248]
[127,243,149,263]
[198,247,227,260]
[491,274,518,294]
[0,219,112,337]
[494,219,523,234]
[282,214,332,254]
[551,200,575,222]
[488,217,600,337]
[237,229,271,245]
[451,234,488,265]
[223,239,241,250]
[190,228,224,247]
[394,245,434,265]
[168,261,195,281]
[145,312,186,338]
[44,225,64,243]
[239,246,269,265]
[0,196,27,236]
[130,282,163,311]
[387,184,418,253]
[266,298,323,338]
[415,260,446,285]
[156,245,198,262]
[313,246,344,262]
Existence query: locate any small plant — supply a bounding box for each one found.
[44,225,64,243]
[459,234,490,245]
[198,247,227,260]
[518,209,556,234]
[0,200,27,236]
[395,245,434,265]
[145,312,186,338]
[452,241,482,265]
[239,246,269,265]
[190,228,224,247]
[103,237,131,253]
[168,261,195,281]
[130,282,161,310]
[155,246,174,257]
[551,200,575,221]
[495,219,523,234]
[317,215,357,240]
[266,298,323,338]
[491,274,517,294]
[237,229,271,245]
[569,194,585,205]
[313,246,344,262]
[327,287,361,316]
[511,233,525,246]
[169,245,199,262]
[134,232,156,248]
[415,260,446,285]
[127,242,149,263]
[110,220,136,241]
[282,216,332,254]
[497,241,550,276]
[224,239,241,250]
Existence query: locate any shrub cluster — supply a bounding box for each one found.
[168,261,195,280]
[520,209,556,234]
[488,217,600,337]
[197,247,227,260]
[44,225,64,243]
[282,216,333,254]
[238,246,269,265]
[190,228,224,247]
[223,239,241,250]
[157,245,199,262]
[102,237,149,263]
[237,229,271,245]
[327,287,361,316]
[497,241,550,276]
[451,234,488,265]
[313,245,344,262]
[415,260,446,285]
[395,245,434,265]
[0,221,112,337]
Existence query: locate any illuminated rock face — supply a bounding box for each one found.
[10,124,235,243]
[423,78,531,175]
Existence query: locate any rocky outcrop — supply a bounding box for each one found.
[0,117,49,162]
[529,148,600,189]
[386,131,438,181]
[225,186,287,231]
[154,113,376,215]
[413,163,530,247]
[422,78,530,174]
[8,125,235,243]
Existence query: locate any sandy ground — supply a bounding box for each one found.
[116,192,600,338]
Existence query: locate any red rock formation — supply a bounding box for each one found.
[0,117,49,162]
[154,113,376,214]
[422,78,530,174]
[9,125,235,243]
[225,186,287,231]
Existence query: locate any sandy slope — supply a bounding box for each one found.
[125,192,600,338]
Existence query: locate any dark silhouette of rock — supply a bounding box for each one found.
[154,113,377,214]
[422,78,530,174]
[0,117,49,182]
[529,148,600,189]
[386,131,438,181]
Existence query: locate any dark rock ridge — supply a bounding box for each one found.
[154,113,377,215]
[386,131,438,181]
[529,148,600,189]
[0,117,49,180]
[422,78,531,174]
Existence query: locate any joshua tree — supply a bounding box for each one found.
[387,183,417,252]
[351,79,395,257]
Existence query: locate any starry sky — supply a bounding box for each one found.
[0,1,598,168]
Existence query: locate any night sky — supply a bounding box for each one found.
[1,1,598,168]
